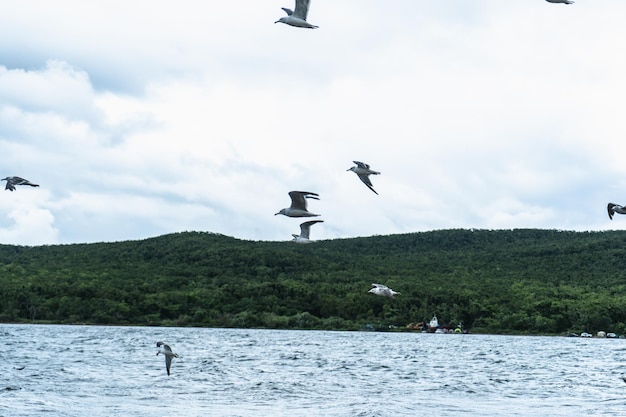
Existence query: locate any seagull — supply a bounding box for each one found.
[545,0,574,4]
[607,203,626,220]
[1,176,39,192]
[275,191,320,217]
[156,342,179,376]
[292,220,324,243]
[368,283,400,298]
[275,0,318,29]
[347,161,380,195]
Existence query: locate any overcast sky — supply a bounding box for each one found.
[1,0,625,246]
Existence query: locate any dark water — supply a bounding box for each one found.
[1,324,625,416]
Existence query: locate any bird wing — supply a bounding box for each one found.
[11,177,28,185]
[289,191,319,210]
[372,283,388,290]
[165,355,172,376]
[293,0,311,20]
[299,220,323,239]
[281,7,293,15]
[357,175,378,195]
[608,203,615,220]
[4,181,15,191]
[7,177,39,187]
[353,161,370,169]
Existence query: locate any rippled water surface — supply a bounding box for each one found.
[1,324,625,416]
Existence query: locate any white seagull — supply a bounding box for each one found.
[275,191,320,217]
[1,176,39,192]
[368,283,400,298]
[156,341,179,376]
[292,220,324,243]
[545,0,574,4]
[275,0,318,29]
[607,203,626,220]
[347,161,380,195]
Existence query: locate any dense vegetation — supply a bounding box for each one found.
[1,229,626,334]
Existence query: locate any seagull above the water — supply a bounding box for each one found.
[275,0,318,29]
[275,191,320,217]
[545,0,574,4]
[347,161,380,195]
[292,220,324,243]
[368,283,400,298]
[607,203,626,220]
[1,176,39,192]
[156,341,179,376]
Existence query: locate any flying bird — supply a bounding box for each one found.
[607,203,626,220]
[156,341,179,376]
[292,220,324,243]
[545,0,574,4]
[368,283,400,298]
[347,161,380,195]
[275,0,318,29]
[275,191,320,217]
[1,176,39,192]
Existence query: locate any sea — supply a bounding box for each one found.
[1,324,625,416]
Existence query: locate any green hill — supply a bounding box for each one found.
[1,229,625,334]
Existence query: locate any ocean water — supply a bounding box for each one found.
[1,324,625,416]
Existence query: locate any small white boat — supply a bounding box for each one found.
[428,315,439,329]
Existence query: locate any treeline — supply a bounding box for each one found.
[1,229,626,334]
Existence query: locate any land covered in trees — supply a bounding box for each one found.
[1,229,625,335]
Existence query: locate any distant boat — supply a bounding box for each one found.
[428,315,439,330]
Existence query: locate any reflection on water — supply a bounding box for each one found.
[1,324,626,416]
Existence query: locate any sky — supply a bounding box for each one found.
[1,0,626,246]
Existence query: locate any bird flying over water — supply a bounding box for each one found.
[292,220,324,243]
[607,203,626,220]
[1,176,39,192]
[368,283,400,298]
[275,0,318,29]
[347,161,380,195]
[275,191,320,217]
[156,341,179,376]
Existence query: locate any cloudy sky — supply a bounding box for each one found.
[1,0,625,246]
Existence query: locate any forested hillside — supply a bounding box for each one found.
[1,229,626,334]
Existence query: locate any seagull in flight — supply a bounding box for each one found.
[275,191,320,217]
[347,161,380,195]
[275,0,318,29]
[368,283,400,298]
[607,203,626,220]
[1,176,39,192]
[292,220,324,243]
[156,342,179,376]
[545,0,574,4]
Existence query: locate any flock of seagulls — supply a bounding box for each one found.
[273,163,398,295]
[274,160,382,244]
[4,0,618,381]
